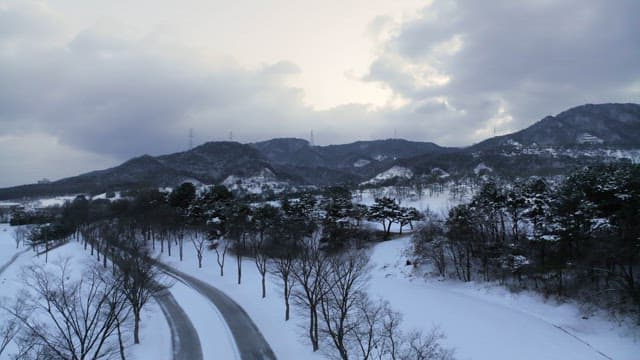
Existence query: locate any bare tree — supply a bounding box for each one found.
[0,303,21,356]
[249,232,269,298]
[347,297,456,360]
[114,240,165,344]
[4,260,129,360]
[319,250,371,360]
[350,297,387,360]
[292,239,328,352]
[269,251,296,320]
[212,238,229,276]
[12,226,27,249]
[189,230,207,268]
[412,213,448,277]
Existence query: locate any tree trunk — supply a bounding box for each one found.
[284,284,290,321]
[134,311,141,344]
[237,254,242,285]
[261,273,266,298]
[310,307,319,351]
[117,317,126,360]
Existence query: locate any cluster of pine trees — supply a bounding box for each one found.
[413,163,640,318]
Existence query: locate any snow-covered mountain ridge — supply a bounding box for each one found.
[1,103,638,200]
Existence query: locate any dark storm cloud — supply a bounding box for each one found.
[0,3,318,160]
[366,0,640,144]
[1,0,639,169]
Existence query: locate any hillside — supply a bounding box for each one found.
[1,103,639,199]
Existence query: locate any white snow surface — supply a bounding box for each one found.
[0,227,170,360]
[354,186,470,215]
[223,168,293,194]
[353,159,371,167]
[155,247,324,360]
[3,217,638,360]
[362,166,413,185]
[0,224,20,265]
[473,162,493,175]
[369,236,640,360]
[168,281,239,359]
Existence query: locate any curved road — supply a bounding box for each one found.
[156,262,277,360]
[154,286,204,360]
[0,242,203,360]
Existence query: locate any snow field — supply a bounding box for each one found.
[0,224,20,265]
[156,247,325,360]
[368,236,640,360]
[0,229,171,360]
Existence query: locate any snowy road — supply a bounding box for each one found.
[154,286,204,360]
[0,249,28,276]
[156,262,277,360]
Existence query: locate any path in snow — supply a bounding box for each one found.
[0,249,29,276]
[154,286,204,360]
[369,238,637,360]
[156,262,277,360]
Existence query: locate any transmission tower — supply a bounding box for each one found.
[189,128,194,150]
[310,130,315,146]
[229,131,233,141]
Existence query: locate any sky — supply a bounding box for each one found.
[0,0,639,187]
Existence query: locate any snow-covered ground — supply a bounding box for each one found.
[369,237,640,360]
[362,166,414,185]
[0,227,170,360]
[155,235,639,360]
[355,186,469,216]
[3,212,638,360]
[168,280,238,359]
[156,248,324,360]
[0,224,20,265]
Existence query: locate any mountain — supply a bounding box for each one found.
[0,103,638,200]
[251,138,454,185]
[394,103,640,182]
[252,138,451,168]
[0,143,274,200]
[472,103,640,150]
[0,138,450,199]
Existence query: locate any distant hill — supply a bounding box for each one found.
[397,103,640,182]
[472,103,640,150]
[1,103,638,200]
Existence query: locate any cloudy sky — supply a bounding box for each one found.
[0,0,638,187]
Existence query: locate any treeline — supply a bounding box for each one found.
[10,183,455,359]
[413,163,640,319]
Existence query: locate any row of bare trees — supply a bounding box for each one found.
[1,260,132,359]
[0,217,167,359]
[264,236,455,360]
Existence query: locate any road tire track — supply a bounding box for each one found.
[156,262,277,360]
[154,286,204,360]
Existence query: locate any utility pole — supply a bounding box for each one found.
[189,128,194,150]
